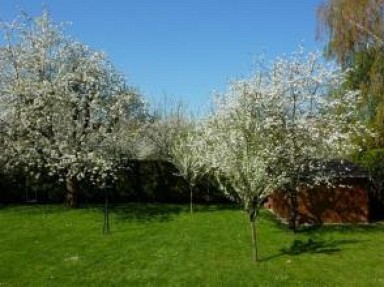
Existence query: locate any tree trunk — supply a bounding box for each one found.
[248,200,259,262]
[103,187,110,234]
[189,185,193,214]
[250,217,258,262]
[65,176,78,208]
[289,189,299,232]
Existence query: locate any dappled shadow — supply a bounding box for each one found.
[111,203,240,223]
[111,203,185,223]
[105,203,241,223]
[280,238,360,255]
[0,203,70,214]
[261,207,384,234]
[260,237,362,262]
[297,223,384,234]
[191,203,240,213]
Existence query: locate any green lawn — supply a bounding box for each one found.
[0,203,384,286]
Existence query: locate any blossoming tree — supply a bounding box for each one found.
[203,102,271,261]
[202,48,371,260]
[245,49,370,231]
[0,12,146,207]
[168,122,207,214]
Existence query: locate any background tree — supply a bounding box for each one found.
[143,99,206,213]
[317,0,384,147]
[143,98,187,160]
[168,123,206,214]
[317,0,384,65]
[352,148,384,204]
[0,11,146,207]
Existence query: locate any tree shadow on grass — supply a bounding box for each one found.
[260,237,362,262]
[261,208,384,235]
[110,203,241,223]
[191,203,240,213]
[281,238,360,255]
[297,223,384,234]
[111,203,185,223]
[0,203,70,214]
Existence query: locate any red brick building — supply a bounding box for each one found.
[265,161,381,224]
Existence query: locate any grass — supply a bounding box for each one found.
[1,203,384,286]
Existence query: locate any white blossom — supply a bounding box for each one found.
[0,12,147,188]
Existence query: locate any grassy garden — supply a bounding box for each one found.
[2,2,384,287]
[1,203,384,286]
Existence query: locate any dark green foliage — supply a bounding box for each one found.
[352,149,384,220]
[354,148,384,177]
[345,48,384,147]
[353,148,384,191]
[0,171,65,203]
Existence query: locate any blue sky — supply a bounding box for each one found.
[0,0,324,114]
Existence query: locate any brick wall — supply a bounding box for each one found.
[267,179,370,224]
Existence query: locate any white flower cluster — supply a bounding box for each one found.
[0,12,146,186]
[184,48,372,213]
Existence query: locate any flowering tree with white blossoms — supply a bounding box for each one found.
[142,100,205,213]
[0,12,146,207]
[143,100,187,160]
[203,48,371,260]
[168,121,206,214]
[203,105,271,262]
[245,49,371,231]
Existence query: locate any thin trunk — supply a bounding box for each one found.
[65,176,78,208]
[250,217,258,262]
[248,199,259,262]
[189,185,193,214]
[103,187,110,234]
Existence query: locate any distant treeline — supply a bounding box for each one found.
[0,160,228,205]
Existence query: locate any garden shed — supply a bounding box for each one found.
[265,161,383,224]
